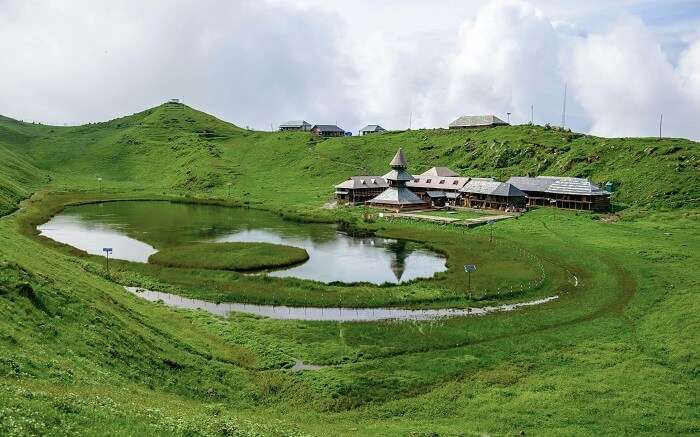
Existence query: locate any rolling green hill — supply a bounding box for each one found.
[0,103,697,213]
[0,104,698,435]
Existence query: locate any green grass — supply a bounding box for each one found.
[148,242,309,271]
[0,104,697,435]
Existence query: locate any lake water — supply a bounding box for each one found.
[125,286,559,321]
[38,201,447,284]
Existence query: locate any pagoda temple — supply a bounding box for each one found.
[368,148,428,211]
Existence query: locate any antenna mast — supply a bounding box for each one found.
[561,82,567,128]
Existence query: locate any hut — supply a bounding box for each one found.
[369,148,428,211]
[460,180,527,210]
[359,125,386,135]
[335,176,388,204]
[448,115,509,129]
[279,120,312,131]
[310,124,345,137]
[507,176,611,211]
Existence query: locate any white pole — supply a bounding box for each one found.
[561,83,567,128]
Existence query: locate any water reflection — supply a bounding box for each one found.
[38,201,446,284]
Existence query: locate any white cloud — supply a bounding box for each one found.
[0,0,698,139]
[0,0,355,129]
[569,17,700,138]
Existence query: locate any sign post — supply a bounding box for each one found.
[102,247,113,274]
[487,219,495,242]
[464,264,477,298]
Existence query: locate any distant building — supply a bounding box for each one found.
[368,148,428,211]
[507,176,611,211]
[460,180,527,209]
[168,99,180,104]
[310,124,345,137]
[448,115,509,129]
[279,120,312,131]
[335,176,388,204]
[359,124,386,135]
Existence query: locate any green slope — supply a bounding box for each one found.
[0,104,697,209]
[0,120,46,215]
[0,105,697,435]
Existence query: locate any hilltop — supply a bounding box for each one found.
[0,103,698,215]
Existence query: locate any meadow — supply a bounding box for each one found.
[0,104,697,436]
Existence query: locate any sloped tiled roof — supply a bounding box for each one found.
[426,190,446,198]
[418,167,459,177]
[449,115,508,128]
[408,176,470,190]
[390,148,408,167]
[360,124,385,132]
[312,124,344,132]
[545,177,610,196]
[335,176,388,190]
[507,176,610,196]
[460,180,502,195]
[280,120,311,128]
[383,169,414,182]
[506,176,559,192]
[461,180,526,197]
[369,187,427,205]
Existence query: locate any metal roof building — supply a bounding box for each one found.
[359,124,386,135]
[279,120,312,131]
[311,124,345,137]
[506,176,611,211]
[449,115,509,129]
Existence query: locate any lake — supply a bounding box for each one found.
[38,201,447,284]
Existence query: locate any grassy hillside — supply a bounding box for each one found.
[0,142,45,215]
[0,104,697,209]
[0,104,697,435]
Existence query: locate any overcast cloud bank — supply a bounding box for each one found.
[1,0,699,139]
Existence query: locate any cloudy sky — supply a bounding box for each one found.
[1,0,699,139]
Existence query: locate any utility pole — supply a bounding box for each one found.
[659,113,663,139]
[561,82,567,129]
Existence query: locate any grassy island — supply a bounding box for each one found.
[148,242,309,271]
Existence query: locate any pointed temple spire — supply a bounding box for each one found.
[389,147,407,168]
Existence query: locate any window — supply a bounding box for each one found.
[453,180,459,185]
[426,179,432,183]
[439,179,445,184]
